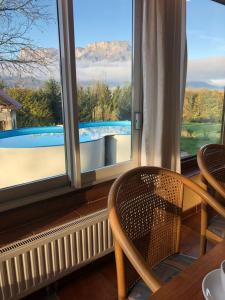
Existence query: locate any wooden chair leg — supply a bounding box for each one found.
[114,240,127,300]
[200,234,207,256]
[200,202,208,256]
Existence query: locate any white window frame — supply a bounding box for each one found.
[0,0,142,212]
[80,0,142,186]
[181,0,225,160]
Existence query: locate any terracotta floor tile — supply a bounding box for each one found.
[98,259,117,290]
[180,225,200,254]
[57,268,117,300]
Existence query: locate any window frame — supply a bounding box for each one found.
[0,0,142,212]
[181,0,225,165]
[80,0,142,186]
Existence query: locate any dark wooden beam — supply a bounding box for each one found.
[212,0,225,5]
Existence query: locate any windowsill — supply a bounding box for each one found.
[181,155,200,177]
[0,181,112,248]
[0,155,200,248]
[0,197,108,247]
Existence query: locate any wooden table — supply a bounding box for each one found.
[149,241,225,300]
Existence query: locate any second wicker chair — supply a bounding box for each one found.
[108,166,217,300]
[197,144,225,250]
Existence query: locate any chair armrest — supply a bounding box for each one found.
[182,177,225,219]
[197,148,225,200]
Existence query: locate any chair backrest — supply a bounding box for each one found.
[197,144,225,200]
[109,166,184,271]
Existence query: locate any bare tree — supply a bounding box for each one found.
[0,0,53,74]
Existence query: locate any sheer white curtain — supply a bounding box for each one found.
[141,0,187,172]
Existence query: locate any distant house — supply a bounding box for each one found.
[0,89,21,130]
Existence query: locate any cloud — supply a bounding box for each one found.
[210,79,225,86]
[5,48,225,89]
[76,60,131,83]
[3,57,132,86]
[47,55,225,88]
[76,56,225,87]
[187,56,225,86]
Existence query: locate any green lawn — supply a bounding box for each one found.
[181,122,222,156]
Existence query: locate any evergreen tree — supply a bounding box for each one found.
[42,79,63,124]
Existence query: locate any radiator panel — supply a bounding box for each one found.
[0,209,113,300]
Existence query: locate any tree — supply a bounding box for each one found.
[42,79,63,124]
[0,0,52,73]
[112,86,121,115]
[0,80,6,89]
[116,85,131,120]
[94,82,112,121]
[8,87,54,127]
[78,86,96,122]
[183,89,224,123]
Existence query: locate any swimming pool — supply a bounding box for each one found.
[0,121,131,148]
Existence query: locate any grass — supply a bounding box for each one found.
[181,122,222,156]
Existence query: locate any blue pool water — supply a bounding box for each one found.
[0,121,131,148]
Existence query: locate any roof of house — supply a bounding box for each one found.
[0,89,22,110]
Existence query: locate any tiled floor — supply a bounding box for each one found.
[24,212,213,300]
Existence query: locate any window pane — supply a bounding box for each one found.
[73,0,132,172]
[181,0,225,157]
[0,0,66,188]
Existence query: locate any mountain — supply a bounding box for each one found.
[0,76,44,88]
[75,41,131,63]
[186,81,224,90]
[5,43,225,91]
[1,41,132,88]
[19,48,58,61]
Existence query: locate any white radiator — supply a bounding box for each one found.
[0,209,113,300]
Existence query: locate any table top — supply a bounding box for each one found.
[149,241,225,300]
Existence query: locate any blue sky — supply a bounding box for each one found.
[11,0,225,86]
[187,0,225,59]
[30,0,132,49]
[31,0,225,58]
[73,0,132,47]
[186,0,225,85]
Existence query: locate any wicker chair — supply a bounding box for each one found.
[108,166,220,300]
[197,144,225,251]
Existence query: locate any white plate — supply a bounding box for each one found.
[202,269,225,300]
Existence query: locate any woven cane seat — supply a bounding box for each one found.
[129,253,195,300]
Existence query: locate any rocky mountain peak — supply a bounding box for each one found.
[19,41,131,64]
[75,41,131,62]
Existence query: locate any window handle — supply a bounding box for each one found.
[134,112,142,130]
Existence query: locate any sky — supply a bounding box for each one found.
[5,0,225,86]
[31,0,225,55]
[73,0,132,47]
[186,0,225,85]
[187,0,225,59]
[29,0,132,49]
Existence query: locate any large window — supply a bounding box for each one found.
[0,0,139,206]
[181,0,225,157]
[0,1,66,189]
[73,0,133,173]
